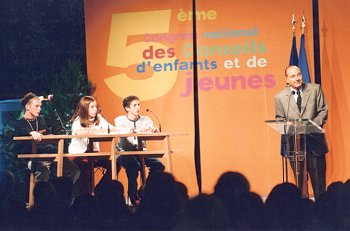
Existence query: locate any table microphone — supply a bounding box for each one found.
[146,109,161,132]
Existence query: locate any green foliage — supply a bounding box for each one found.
[0,111,29,202]
[42,58,95,135]
[0,111,27,176]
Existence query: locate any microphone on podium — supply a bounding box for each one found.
[282,90,296,137]
[146,108,161,132]
[286,90,296,121]
[280,90,296,158]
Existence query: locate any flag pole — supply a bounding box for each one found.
[298,12,311,83]
[291,14,297,36]
[301,12,306,35]
[283,14,299,183]
[289,14,299,67]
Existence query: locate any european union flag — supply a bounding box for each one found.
[298,34,311,83]
[289,35,299,65]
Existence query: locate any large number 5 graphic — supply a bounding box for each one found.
[105,10,178,100]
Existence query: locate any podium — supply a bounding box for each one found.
[265,119,325,197]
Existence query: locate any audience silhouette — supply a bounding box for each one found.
[94,179,131,230]
[174,193,231,230]
[132,172,184,230]
[264,182,314,230]
[213,171,252,229]
[27,181,58,230]
[1,169,350,230]
[0,170,27,230]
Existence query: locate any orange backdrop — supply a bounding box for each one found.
[319,0,350,183]
[84,0,350,197]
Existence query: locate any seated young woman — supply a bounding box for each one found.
[68,96,115,195]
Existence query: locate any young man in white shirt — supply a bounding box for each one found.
[114,95,165,205]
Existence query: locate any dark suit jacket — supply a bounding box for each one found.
[274,83,329,156]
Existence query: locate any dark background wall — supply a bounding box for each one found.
[0,0,86,100]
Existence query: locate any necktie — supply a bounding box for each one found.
[297,90,302,112]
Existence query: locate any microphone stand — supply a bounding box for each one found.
[41,94,69,134]
[146,109,161,132]
[282,90,296,182]
[54,110,69,135]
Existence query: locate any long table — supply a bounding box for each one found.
[14,132,186,207]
